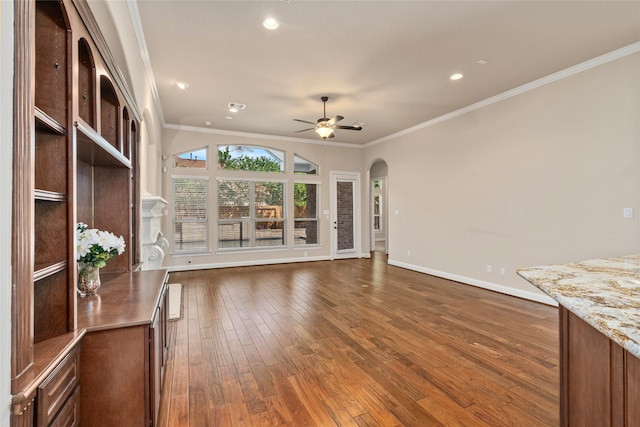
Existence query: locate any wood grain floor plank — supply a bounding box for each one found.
[201,336,225,406]
[416,380,491,427]
[158,253,559,426]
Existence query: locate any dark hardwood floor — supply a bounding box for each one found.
[158,252,559,426]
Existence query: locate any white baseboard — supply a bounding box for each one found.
[387,259,557,306]
[166,255,332,272]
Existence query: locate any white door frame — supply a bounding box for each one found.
[330,171,361,259]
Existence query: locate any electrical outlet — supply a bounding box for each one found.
[500,267,506,275]
[486,265,493,273]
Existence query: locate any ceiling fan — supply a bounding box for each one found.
[294,96,363,140]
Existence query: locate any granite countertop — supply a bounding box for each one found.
[518,254,640,359]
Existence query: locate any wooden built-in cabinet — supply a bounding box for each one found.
[11,0,158,426]
[560,306,640,426]
[77,269,169,427]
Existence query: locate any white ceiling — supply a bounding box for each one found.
[132,1,640,145]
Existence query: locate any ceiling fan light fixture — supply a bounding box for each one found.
[315,126,334,140]
[294,96,361,140]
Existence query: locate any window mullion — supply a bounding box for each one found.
[249,181,256,246]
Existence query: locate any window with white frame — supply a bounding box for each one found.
[174,147,207,169]
[294,182,319,245]
[218,179,285,248]
[373,179,383,231]
[294,154,318,175]
[217,145,284,172]
[173,176,209,253]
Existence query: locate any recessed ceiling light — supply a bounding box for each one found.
[205,121,212,126]
[228,108,239,113]
[477,60,488,65]
[450,73,463,81]
[175,81,189,90]
[263,17,279,30]
[225,116,233,120]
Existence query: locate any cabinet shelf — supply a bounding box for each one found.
[35,120,68,194]
[76,119,131,168]
[34,260,68,282]
[35,107,66,135]
[34,200,69,269]
[35,189,66,202]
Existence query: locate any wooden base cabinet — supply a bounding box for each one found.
[560,306,640,426]
[78,270,169,427]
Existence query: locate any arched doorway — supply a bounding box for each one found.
[370,159,388,253]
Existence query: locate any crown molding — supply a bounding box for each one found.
[126,0,165,126]
[365,41,640,148]
[163,123,364,149]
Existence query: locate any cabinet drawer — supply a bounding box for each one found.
[38,347,80,426]
[49,385,80,427]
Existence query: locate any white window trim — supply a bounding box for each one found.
[172,175,210,254]
[293,181,320,246]
[216,178,287,250]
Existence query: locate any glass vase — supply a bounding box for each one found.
[77,261,101,296]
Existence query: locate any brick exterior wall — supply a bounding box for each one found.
[336,181,354,250]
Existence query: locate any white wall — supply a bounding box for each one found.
[1,1,14,422]
[364,51,640,303]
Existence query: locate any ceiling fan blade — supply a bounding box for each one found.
[294,128,316,133]
[293,119,316,125]
[335,125,362,131]
[328,115,344,125]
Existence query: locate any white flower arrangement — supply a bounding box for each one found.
[76,222,126,268]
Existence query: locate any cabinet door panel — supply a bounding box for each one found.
[627,352,640,425]
[564,309,612,426]
[150,306,163,425]
[80,327,149,427]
